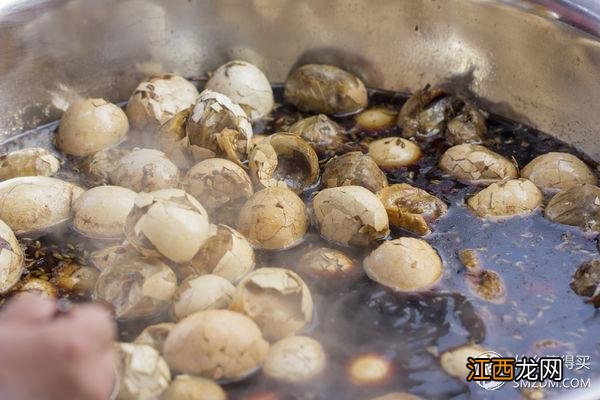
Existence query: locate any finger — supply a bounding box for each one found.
[0,294,57,325]
[56,304,117,346]
[72,348,117,400]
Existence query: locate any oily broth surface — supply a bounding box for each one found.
[1,86,599,400]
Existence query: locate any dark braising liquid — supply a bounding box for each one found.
[2,86,598,400]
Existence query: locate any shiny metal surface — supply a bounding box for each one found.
[0,0,599,160]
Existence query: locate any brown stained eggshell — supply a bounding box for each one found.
[439,144,518,185]
[312,186,389,247]
[377,184,447,235]
[467,178,542,219]
[363,237,443,292]
[237,187,308,250]
[163,309,270,380]
[229,267,313,341]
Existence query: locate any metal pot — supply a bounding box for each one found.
[0,0,599,162]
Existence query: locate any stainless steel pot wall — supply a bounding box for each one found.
[0,0,599,161]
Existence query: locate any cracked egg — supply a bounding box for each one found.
[184,158,253,225]
[205,60,274,121]
[438,143,518,185]
[313,185,389,247]
[0,147,60,181]
[72,185,136,240]
[284,64,368,116]
[186,89,253,167]
[263,336,326,383]
[467,178,542,219]
[126,74,198,132]
[288,114,346,158]
[249,133,319,193]
[110,148,180,193]
[133,322,175,354]
[163,309,270,381]
[377,183,447,235]
[124,189,210,263]
[182,224,255,283]
[296,247,361,290]
[0,219,24,294]
[57,98,128,156]
[237,187,308,250]
[521,152,597,192]
[114,342,171,400]
[230,267,313,341]
[322,151,388,193]
[171,274,236,321]
[93,256,177,320]
[0,176,83,236]
[363,237,443,292]
[545,184,600,231]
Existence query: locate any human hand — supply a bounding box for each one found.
[0,295,116,400]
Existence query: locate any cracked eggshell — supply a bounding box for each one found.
[183,224,255,283]
[72,185,136,240]
[0,219,24,294]
[57,98,128,157]
[377,184,447,235]
[161,375,226,400]
[110,148,180,192]
[125,189,210,263]
[313,186,389,247]
[93,256,177,320]
[238,187,308,250]
[363,237,443,292]
[545,184,600,231]
[186,90,253,166]
[445,106,486,145]
[297,247,361,290]
[438,144,518,185]
[184,158,253,225]
[90,244,138,272]
[521,152,597,191]
[205,60,274,121]
[164,309,270,380]
[322,152,388,193]
[0,176,83,236]
[50,262,99,296]
[156,109,193,169]
[133,322,175,354]
[114,342,171,400]
[78,147,129,186]
[229,267,313,341]
[126,74,198,131]
[467,178,542,218]
[0,148,60,181]
[284,64,368,115]
[368,137,422,169]
[263,336,326,383]
[440,344,487,380]
[248,133,319,193]
[171,274,236,321]
[397,86,449,138]
[288,114,346,158]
